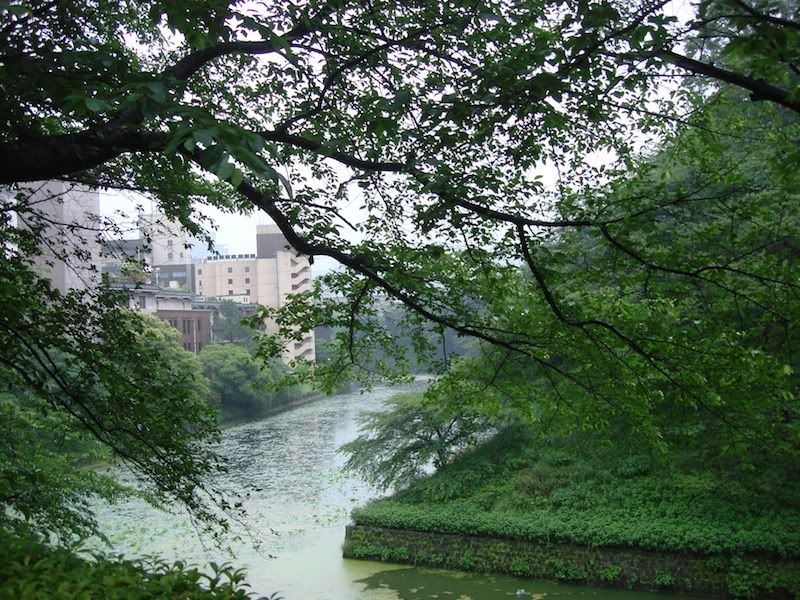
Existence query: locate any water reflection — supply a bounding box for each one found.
[355,567,694,599]
[92,384,703,599]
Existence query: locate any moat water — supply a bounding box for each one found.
[93,383,696,599]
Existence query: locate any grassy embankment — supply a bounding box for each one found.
[351,427,800,596]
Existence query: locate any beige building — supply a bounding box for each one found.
[137,212,192,268]
[194,224,315,363]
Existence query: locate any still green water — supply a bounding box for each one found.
[93,383,699,599]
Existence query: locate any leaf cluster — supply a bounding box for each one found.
[0,529,274,599]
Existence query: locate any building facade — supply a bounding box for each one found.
[136,212,194,292]
[157,309,212,353]
[19,191,314,361]
[137,212,191,267]
[21,181,101,293]
[194,224,315,362]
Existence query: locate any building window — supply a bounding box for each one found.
[199,280,203,287]
[244,266,250,273]
[244,278,250,284]
[197,269,202,275]
[245,289,250,295]
[168,252,173,260]
[227,267,233,273]
[167,240,173,247]
[228,290,233,295]
[228,278,233,284]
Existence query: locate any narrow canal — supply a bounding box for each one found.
[92,383,695,599]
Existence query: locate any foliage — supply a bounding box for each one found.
[213,300,254,347]
[198,343,296,421]
[353,428,800,559]
[3,0,800,560]
[252,94,800,473]
[136,311,213,405]
[395,94,800,464]
[0,530,274,600]
[339,391,494,490]
[374,307,477,374]
[0,393,125,541]
[118,257,149,282]
[0,198,232,540]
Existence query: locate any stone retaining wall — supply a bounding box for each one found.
[343,525,800,597]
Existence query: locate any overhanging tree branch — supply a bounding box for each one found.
[727,0,800,32]
[0,131,165,184]
[661,50,800,113]
[517,223,655,359]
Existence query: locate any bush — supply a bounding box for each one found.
[0,530,274,599]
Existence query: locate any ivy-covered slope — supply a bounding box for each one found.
[352,428,800,557]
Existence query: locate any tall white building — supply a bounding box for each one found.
[136,212,195,290]
[195,224,315,363]
[18,181,101,294]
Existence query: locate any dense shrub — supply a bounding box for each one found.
[0,530,274,599]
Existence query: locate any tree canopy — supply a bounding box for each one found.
[2,0,800,532]
[199,342,294,420]
[212,300,255,346]
[340,391,494,490]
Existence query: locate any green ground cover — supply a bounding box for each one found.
[0,530,263,600]
[353,428,800,557]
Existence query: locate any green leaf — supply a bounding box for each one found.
[261,164,293,198]
[230,168,243,188]
[85,98,110,113]
[193,129,217,146]
[215,160,234,181]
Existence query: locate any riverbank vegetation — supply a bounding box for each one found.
[199,342,308,423]
[349,425,800,596]
[353,426,800,557]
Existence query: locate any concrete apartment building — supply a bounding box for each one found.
[137,212,194,291]
[138,212,191,267]
[19,181,101,294]
[195,224,315,362]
